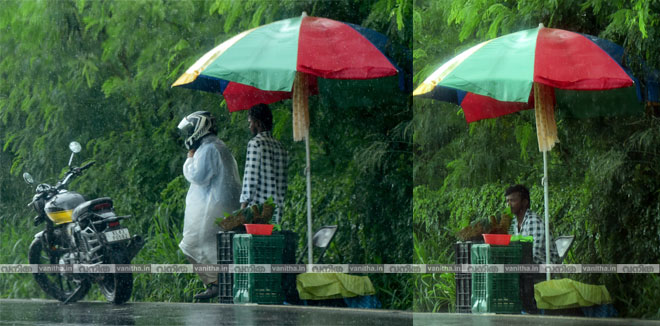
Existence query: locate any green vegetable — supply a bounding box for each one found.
[511,235,533,242]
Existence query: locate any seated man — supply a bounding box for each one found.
[505,184,560,265]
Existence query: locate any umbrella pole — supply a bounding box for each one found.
[305,136,314,264]
[543,151,551,281]
[293,71,314,265]
[534,82,556,281]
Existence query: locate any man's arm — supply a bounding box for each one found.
[183,145,215,185]
[240,140,261,206]
[524,216,546,264]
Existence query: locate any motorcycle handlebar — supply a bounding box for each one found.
[79,161,96,171]
[26,161,97,205]
[56,161,96,190]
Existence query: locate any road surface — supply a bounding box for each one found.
[1,299,659,326]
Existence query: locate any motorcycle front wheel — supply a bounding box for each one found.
[99,250,133,304]
[28,237,91,303]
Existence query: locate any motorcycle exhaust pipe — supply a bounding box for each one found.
[126,235,145,261]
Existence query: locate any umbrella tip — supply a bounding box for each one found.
[302,11,308,17]
[538,23,545,28]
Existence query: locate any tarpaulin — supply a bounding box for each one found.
[534,278,612,309]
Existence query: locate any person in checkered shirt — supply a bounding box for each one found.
[240,104,288,223]
[505,184,560,265]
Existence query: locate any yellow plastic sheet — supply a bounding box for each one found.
[534,278,612,309]
[296,273,376,300]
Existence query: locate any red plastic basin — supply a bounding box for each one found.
[482,234,512,245]
[245,224,274,236]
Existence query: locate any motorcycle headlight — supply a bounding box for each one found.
[32,197,45,213]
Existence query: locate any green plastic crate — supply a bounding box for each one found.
[471,243,522,313]
[233,234,284,304]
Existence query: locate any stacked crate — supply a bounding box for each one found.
[217,231,237,303]
[233,234,285,304]
[518,241,537,313]
[278,230,300,304]
[454,241,475,313]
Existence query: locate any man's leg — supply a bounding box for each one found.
[185,254,218,300]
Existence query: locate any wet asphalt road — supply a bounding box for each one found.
[0,299,411,326]
[2,299,660,326]
[413,313,660,326]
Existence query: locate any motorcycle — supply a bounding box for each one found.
[23,141,144,304]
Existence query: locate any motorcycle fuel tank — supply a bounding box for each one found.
[44,191,85,225]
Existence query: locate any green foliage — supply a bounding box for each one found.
[0,0,412,310]
[413,230,456,312]
[413,0,660,318]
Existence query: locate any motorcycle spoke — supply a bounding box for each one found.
[57,274,64,291]
[39,255,48,262]
[30,236,91,303]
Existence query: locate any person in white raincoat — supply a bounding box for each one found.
[177,111,241,300]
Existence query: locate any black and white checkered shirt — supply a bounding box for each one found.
[509,209,560,264]
[240,131,288,222]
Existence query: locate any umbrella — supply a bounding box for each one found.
[417,33,655,121]
[172,13,400,264]
[414,24,635,279]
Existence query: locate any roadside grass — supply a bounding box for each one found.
[413,233,455,312]
[0,211,45,299]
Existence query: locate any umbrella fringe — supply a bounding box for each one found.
[534,82,558,152]
[293,72,310,141]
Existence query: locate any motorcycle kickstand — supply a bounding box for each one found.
[63,284,84,305]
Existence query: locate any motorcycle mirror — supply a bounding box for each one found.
[69,141,82,153]
[68,141,81,167]
[23,172,35,185]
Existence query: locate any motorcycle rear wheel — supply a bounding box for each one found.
[99,250,133,304]
[28,237,91,303]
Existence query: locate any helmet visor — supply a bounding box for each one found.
[177,117,194,135]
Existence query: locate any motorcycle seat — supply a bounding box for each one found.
[72,197,113,222]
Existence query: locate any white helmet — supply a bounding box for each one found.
[177,111,217,150]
